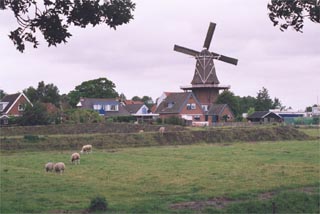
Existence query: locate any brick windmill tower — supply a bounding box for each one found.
[174,22,238,109]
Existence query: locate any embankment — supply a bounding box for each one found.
[0,124,312,151]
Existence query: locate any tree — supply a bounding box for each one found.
[255,87,273,111]
[237,95,257,115]
[268,0,320,32]
[68,77,119,107]
[0,89,6,99]
[19,102,51,126]
[131,95,154,108]
[272,97,284,109]
[1,0,135,52]
[216,90,240,117]
[23,81,61,107]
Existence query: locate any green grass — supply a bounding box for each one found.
[298,127,320,138]
[1,140,319,213]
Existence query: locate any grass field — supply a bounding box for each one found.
[1,140,319,213]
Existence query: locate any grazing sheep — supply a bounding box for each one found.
[54,162,65,174]
[139,129,144,133]
[159,126,165,135]
[45,162,55,172]
[71,152,80,165]
[80,144,92,154]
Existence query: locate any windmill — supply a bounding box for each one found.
[174,22,238,105]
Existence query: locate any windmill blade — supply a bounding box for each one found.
[203,22,216,50]
[211,52,238,65]
[174,45,199,56]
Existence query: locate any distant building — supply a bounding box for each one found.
[247,111,283,123]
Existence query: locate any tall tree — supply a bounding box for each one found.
[23,81,60,106]
[68,77,119,107]
[268,0,320,32]
[216,90,240,117]
[255,87,273,111]
[1,0,135,52]
[0,89,6,100]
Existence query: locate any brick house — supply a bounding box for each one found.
[207,104,234,123]
[155,92,206,126]
[0,92,33,125]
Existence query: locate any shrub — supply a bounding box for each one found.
[89,196,108,212]
[110,116,136,123]
[23,135,40,142]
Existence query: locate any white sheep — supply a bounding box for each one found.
[159,126,165,135]
[45,162,55,172]
[54,162,65,174]
[139,129,144,133]
[80,144,92,154]
[71,152,80,165]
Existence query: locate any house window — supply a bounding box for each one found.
[107,104,118,111]
[142,107,147,114]
[167,102,174,108]
[0,104,3,111]
[194,115,201,121]
[93,104,102,110]
[187,103,196,110]
[202,105,208,111]
[18,104,25,111]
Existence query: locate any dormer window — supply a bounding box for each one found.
[167,102,174,108]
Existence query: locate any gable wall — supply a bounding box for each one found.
[7,95,29,116]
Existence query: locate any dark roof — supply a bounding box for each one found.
[105,105,130,117]
[125,103,144,114]
[155,92,202,114]
[77,97,130,117]
[207,104,227,115]
[0,93,21,113]
[247,111,282,119]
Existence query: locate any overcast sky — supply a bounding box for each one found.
[1,0,319,110]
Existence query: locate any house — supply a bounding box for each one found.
[155,92,207,126]
[247,111,283,123]
[77,97,130,117]
[0,92,33,125]
[125,103,158,123]
[125,103,149,115]
[207,104,234,123]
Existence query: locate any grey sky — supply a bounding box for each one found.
[1,0,319,110]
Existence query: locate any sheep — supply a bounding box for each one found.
[45,162,55,172]
[71,152,80,165]
[159,126,165,135]
[139,129,144,133]
[54,162,65,174]
[80,144,92,154]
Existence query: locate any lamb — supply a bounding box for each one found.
[159,126,165,135]
[45,162,55,172]
[54,162,65,174]
[71,152,80,165]
[80,144,92,154]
